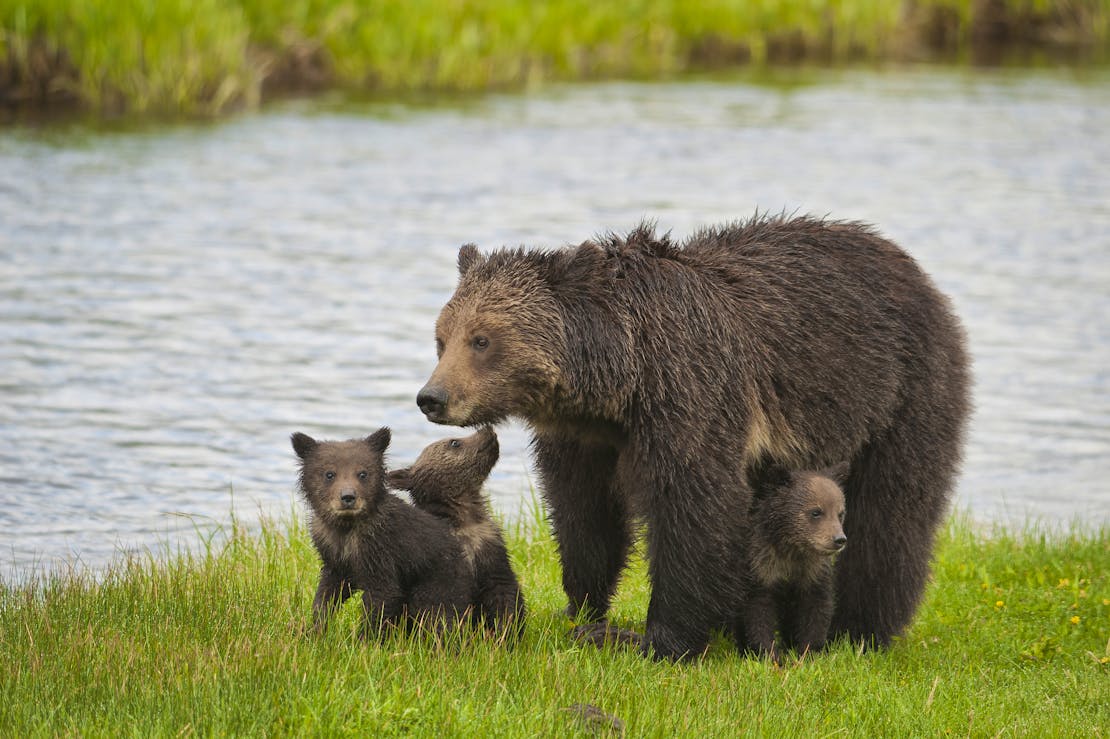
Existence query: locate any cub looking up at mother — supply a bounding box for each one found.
[416,214,970,660]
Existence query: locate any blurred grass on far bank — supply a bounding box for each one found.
[2,0,1109,117]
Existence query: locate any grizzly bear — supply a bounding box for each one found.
[387,427,526,640]
[291,427,471,637]
[735,463,848,662]
[417,214,970,659]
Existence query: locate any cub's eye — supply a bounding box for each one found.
[435,338,445,357]
[358,471,368,480]
[449,439,462,449]
[325,471,336,481]
[472,335,489,351]
[810,509,823,519]
[838,511,845,522]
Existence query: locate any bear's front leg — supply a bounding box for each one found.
[780,578,835,654]
[638,466,749,661]
[479,579,526,643]
[737,586,780,662]
[532,433,628,623]
[361,586,406,640]
[311,565,353,635]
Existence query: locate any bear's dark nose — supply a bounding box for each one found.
[833,535,847,549]
[417,386,448,418]
[340,491,356,507]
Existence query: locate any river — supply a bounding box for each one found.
[2,65,1108,579]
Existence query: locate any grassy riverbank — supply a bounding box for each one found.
[1,510,1107,736]
[2,0,1109,116]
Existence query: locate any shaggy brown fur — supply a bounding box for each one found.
[736,463,848,662]
[291,428,471,637]
[417,214,970,659]
[388,427,526,641]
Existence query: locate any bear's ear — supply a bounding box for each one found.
[544,242,605,286]
[824,461,851,485]
[365,427,392,453]
[291,432,317,460]
[386,467,414,491]
[746,461,792,494]
[458,243,481,276]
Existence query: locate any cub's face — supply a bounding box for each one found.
[417,246,564,427]
[291,429,390,524]
[388,427,499,504]
[794,473,847,556]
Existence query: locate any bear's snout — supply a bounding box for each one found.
[417,385,448,420]
[833,534,847,551]
[339,489,357,508]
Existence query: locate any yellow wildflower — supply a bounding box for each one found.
[1058,578,1070,588]
[1069,616,1080,625]
[995,600,1004,609]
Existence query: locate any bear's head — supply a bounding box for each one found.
[417,243,602,427]
[387,426,500,507]
[755,462,848,557]
[291,428,391,527]
[794,469,848,556]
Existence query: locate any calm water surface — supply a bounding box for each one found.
[2,66,1108,579]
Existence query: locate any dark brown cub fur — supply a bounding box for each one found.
[291,427,470,637]
[736,463,848,661]
[388,427,526,641]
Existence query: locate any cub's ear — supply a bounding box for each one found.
[291,432,317,460]
[386,467,414,491]
[746,461,792,494]
[365,427,392,453]
[824,461,851,485]
[458,243,481,276]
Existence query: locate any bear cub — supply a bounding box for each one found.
[388,426,526,641]
[736,462,849,662]
[292,427,471,638]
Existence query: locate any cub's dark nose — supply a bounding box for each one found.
[417,386,447,417]
[833,535,847,549]
[340,491,356,507]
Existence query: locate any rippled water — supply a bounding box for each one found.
[2,66,1108,579]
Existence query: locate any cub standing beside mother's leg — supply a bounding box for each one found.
[736,463,849,662]
[417,214,970,659]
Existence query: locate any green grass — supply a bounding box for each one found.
[2,0,1109,116]
[1,507,1107,737]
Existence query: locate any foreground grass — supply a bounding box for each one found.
[2,0,1109,116]
[1,511,1107,737]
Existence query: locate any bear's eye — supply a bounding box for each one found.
[435,338,445,357]
[838,510,845,522]
[472,335,489,351]
[449,439,462,449]
[809,509,823,519]
[325,471,336,481]
[357,471,368,480]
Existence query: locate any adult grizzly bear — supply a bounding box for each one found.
[417,214,970,659]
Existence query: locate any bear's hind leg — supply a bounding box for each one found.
[831,389,964,646]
